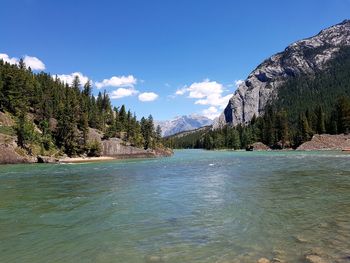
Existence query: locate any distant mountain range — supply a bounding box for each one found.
[156,115,213,137]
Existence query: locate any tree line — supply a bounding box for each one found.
[165,96,350,150]
[0,59,162,156]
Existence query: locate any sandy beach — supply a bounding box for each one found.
[58,156,117,164]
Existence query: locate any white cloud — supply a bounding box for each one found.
[23,55,45,70]
[176,79,232,110]
[0,53,45,70]
[187,79,223,99]
[235,79,244,87]
[0,53,18,64]
[195,93,232,109]
[95,75,137,89]
[54,72,89,86]
[110,87,138,99]
[175,87,187,95]
[138,92,158,102]
[202,106,220,120]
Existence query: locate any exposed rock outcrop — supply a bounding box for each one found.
[0,134,36,164]
[87,128,103,143]
[297,134,350,151]
[214,20,350,128]
[102,138,150,157]
[37,155,58,163]
[102,138,173,158]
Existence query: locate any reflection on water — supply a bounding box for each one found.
[0,150,349,263]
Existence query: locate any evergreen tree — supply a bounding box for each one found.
[16,112,36,148]
[0,58,164,156]
[119,105,127,131]
[299,113,313,143]
[336,96,350,134]
[315,106,326,134]
[156,125,162,143]
[276,110,290,148]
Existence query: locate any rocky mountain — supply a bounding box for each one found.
[156,115,213,137]
[214,19,350,128]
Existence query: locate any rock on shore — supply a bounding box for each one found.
[0,132,173,165]
[297,134,350,151]
[248,142,270,151]
[102,138,173,158]
[0,134,36,164]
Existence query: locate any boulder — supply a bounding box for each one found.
[257,258,270,263]
[0,144,36,164]
[49,118,58,132]
[87,128,103,143]
[248,142,270,151]
[37,155,58,163]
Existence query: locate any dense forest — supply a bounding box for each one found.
[165,47,350,150]
[0,59,162,156]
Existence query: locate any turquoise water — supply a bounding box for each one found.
[0,150,349,263]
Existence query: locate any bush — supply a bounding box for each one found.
[86,140,102,157]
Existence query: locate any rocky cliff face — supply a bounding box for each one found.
[102,138,173,158]
[0,134,36,164]
[102,138,150,157]
[213,20,350,128]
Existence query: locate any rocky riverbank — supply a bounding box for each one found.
[0,132,173,165]
[0,134,36,164]
[297,134,350,151]
[246,135,350,152]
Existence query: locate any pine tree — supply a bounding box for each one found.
[336,96,350,134]
[241,128,252,149]
[55,88,79,156]
[299,113,313,143]
[315,106,326,134]
[16,112,36,148]
[276,110,290,148]
[81,112,89,148]
[231,129,241,149]
[119,105,127,131]
[156,125,162,143]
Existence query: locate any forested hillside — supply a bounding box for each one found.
[165,47,350,150]
[0,59,162,157]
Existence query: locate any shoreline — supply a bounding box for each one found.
[57,153,166,164]
[58,156,118,164]
[1,148,348,165]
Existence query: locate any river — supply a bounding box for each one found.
[0,150,349,263]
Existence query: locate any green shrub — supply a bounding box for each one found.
[86,140,102,157]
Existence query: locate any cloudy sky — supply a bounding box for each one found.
[1,0,349,120]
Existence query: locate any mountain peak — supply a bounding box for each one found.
[156,115,213,137]
[341,19,350,25]
[214,20,350,128]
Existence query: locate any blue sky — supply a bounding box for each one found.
[1,0,349,120]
